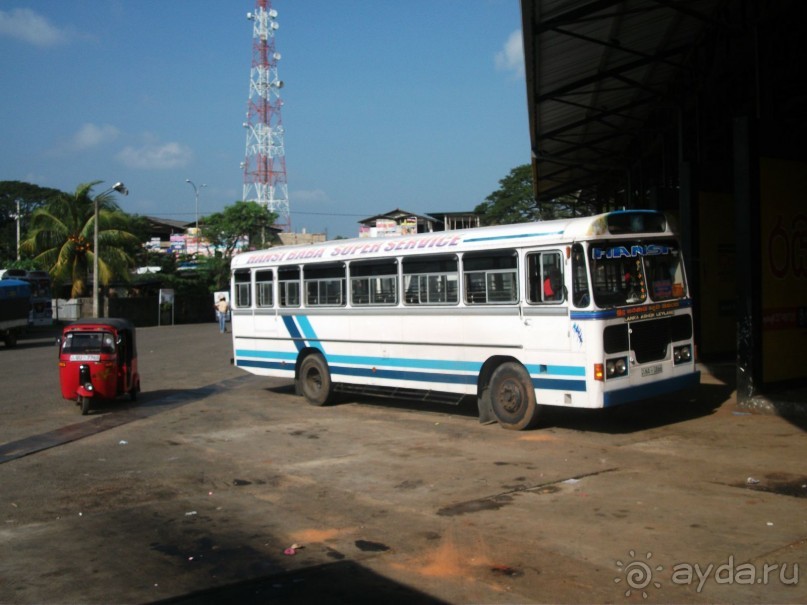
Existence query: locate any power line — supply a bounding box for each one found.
[141,209,368,219]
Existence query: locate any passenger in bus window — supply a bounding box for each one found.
[543,269,562,301]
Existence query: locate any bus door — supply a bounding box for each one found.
[253,268,279,337]
[522,249,571,353]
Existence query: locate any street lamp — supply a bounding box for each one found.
[185,179,207,232]
[93,182,128,318]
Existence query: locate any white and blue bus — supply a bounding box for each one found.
[230,210,699,430]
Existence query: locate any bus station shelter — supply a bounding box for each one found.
[520,0,807,406]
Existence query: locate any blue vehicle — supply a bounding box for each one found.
[0,279,31,347]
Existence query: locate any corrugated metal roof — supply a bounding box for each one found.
[522,0,726,203]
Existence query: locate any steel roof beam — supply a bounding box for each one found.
[536,46,689,103]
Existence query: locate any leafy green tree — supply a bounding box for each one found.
[0,181,62,264]
[200,201,277,290]
[475,164,538,225]
[475,164,590,225]
[201,201,277,257]
[20,181,141,297]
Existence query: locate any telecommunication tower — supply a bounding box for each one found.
[242,0,290,230]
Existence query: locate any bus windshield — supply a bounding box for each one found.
[589,240,687,308]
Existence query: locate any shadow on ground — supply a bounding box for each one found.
[151,560,447,605]
[267,367,735,435]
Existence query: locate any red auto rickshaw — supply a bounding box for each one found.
[58,318,140,415]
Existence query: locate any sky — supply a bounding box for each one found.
[0,1,530,239]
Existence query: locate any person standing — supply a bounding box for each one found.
[215,296,229,333]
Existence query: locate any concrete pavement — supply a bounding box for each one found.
[0,323,804,604]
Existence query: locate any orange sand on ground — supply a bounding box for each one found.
[517,433,560,442]
[389,525,511,584]
[289,527,354,544]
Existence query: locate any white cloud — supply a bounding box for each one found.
[495,29,525,78]
[0,8,69,47]
[117,141,193,170]
[71,123,120,151]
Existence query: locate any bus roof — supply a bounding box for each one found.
[231,210,676,269]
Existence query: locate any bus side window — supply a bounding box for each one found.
[278,267,301,307]
[303,263,346,307]
[402,255,458,305]
[350,259,398,306]
[256,270,273,307]
[526,251,563,303]
[463,250,518,304]
[233,270,251,308]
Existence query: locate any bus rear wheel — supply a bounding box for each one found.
[489,362,540,430]
[298,353,334,406]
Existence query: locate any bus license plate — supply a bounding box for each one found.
[641,364,662,377]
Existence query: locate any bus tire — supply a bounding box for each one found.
[298,353,334,406]
[489,362,540,430]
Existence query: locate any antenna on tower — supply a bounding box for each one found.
[243,0,290,231]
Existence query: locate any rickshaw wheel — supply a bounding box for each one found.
[80,396,91,415]
[129,385,138,402]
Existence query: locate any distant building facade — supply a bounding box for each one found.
[357,208,481,238]
[277,230,327,246]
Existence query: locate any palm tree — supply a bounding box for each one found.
[21,181,141,298]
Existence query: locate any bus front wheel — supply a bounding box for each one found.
[489,362,540,430]
[298,354,334,406]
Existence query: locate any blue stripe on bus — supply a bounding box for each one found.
[235,350,587,392]
[332,365,585,391]
[236,359,294,372]
[570,309,618,320]
[236,348,586,380]
[570,299,693,321]
[533,377,587,391]
[281,316,305,351]
[235,349,297,360]
[525,364,586,377]
[464,230,565,243]
[296,315,319,343]
[327,354,481,372]
[332,365,478,385]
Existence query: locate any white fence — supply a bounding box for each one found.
[53,298,82,322]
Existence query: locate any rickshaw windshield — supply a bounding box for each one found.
[62,332,116,354]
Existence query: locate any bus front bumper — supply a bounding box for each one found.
[602,371,701,407]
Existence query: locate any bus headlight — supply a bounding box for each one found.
[673,345,692,365]
[605,357,629,379]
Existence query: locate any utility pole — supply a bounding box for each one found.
[16,199,21,261]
